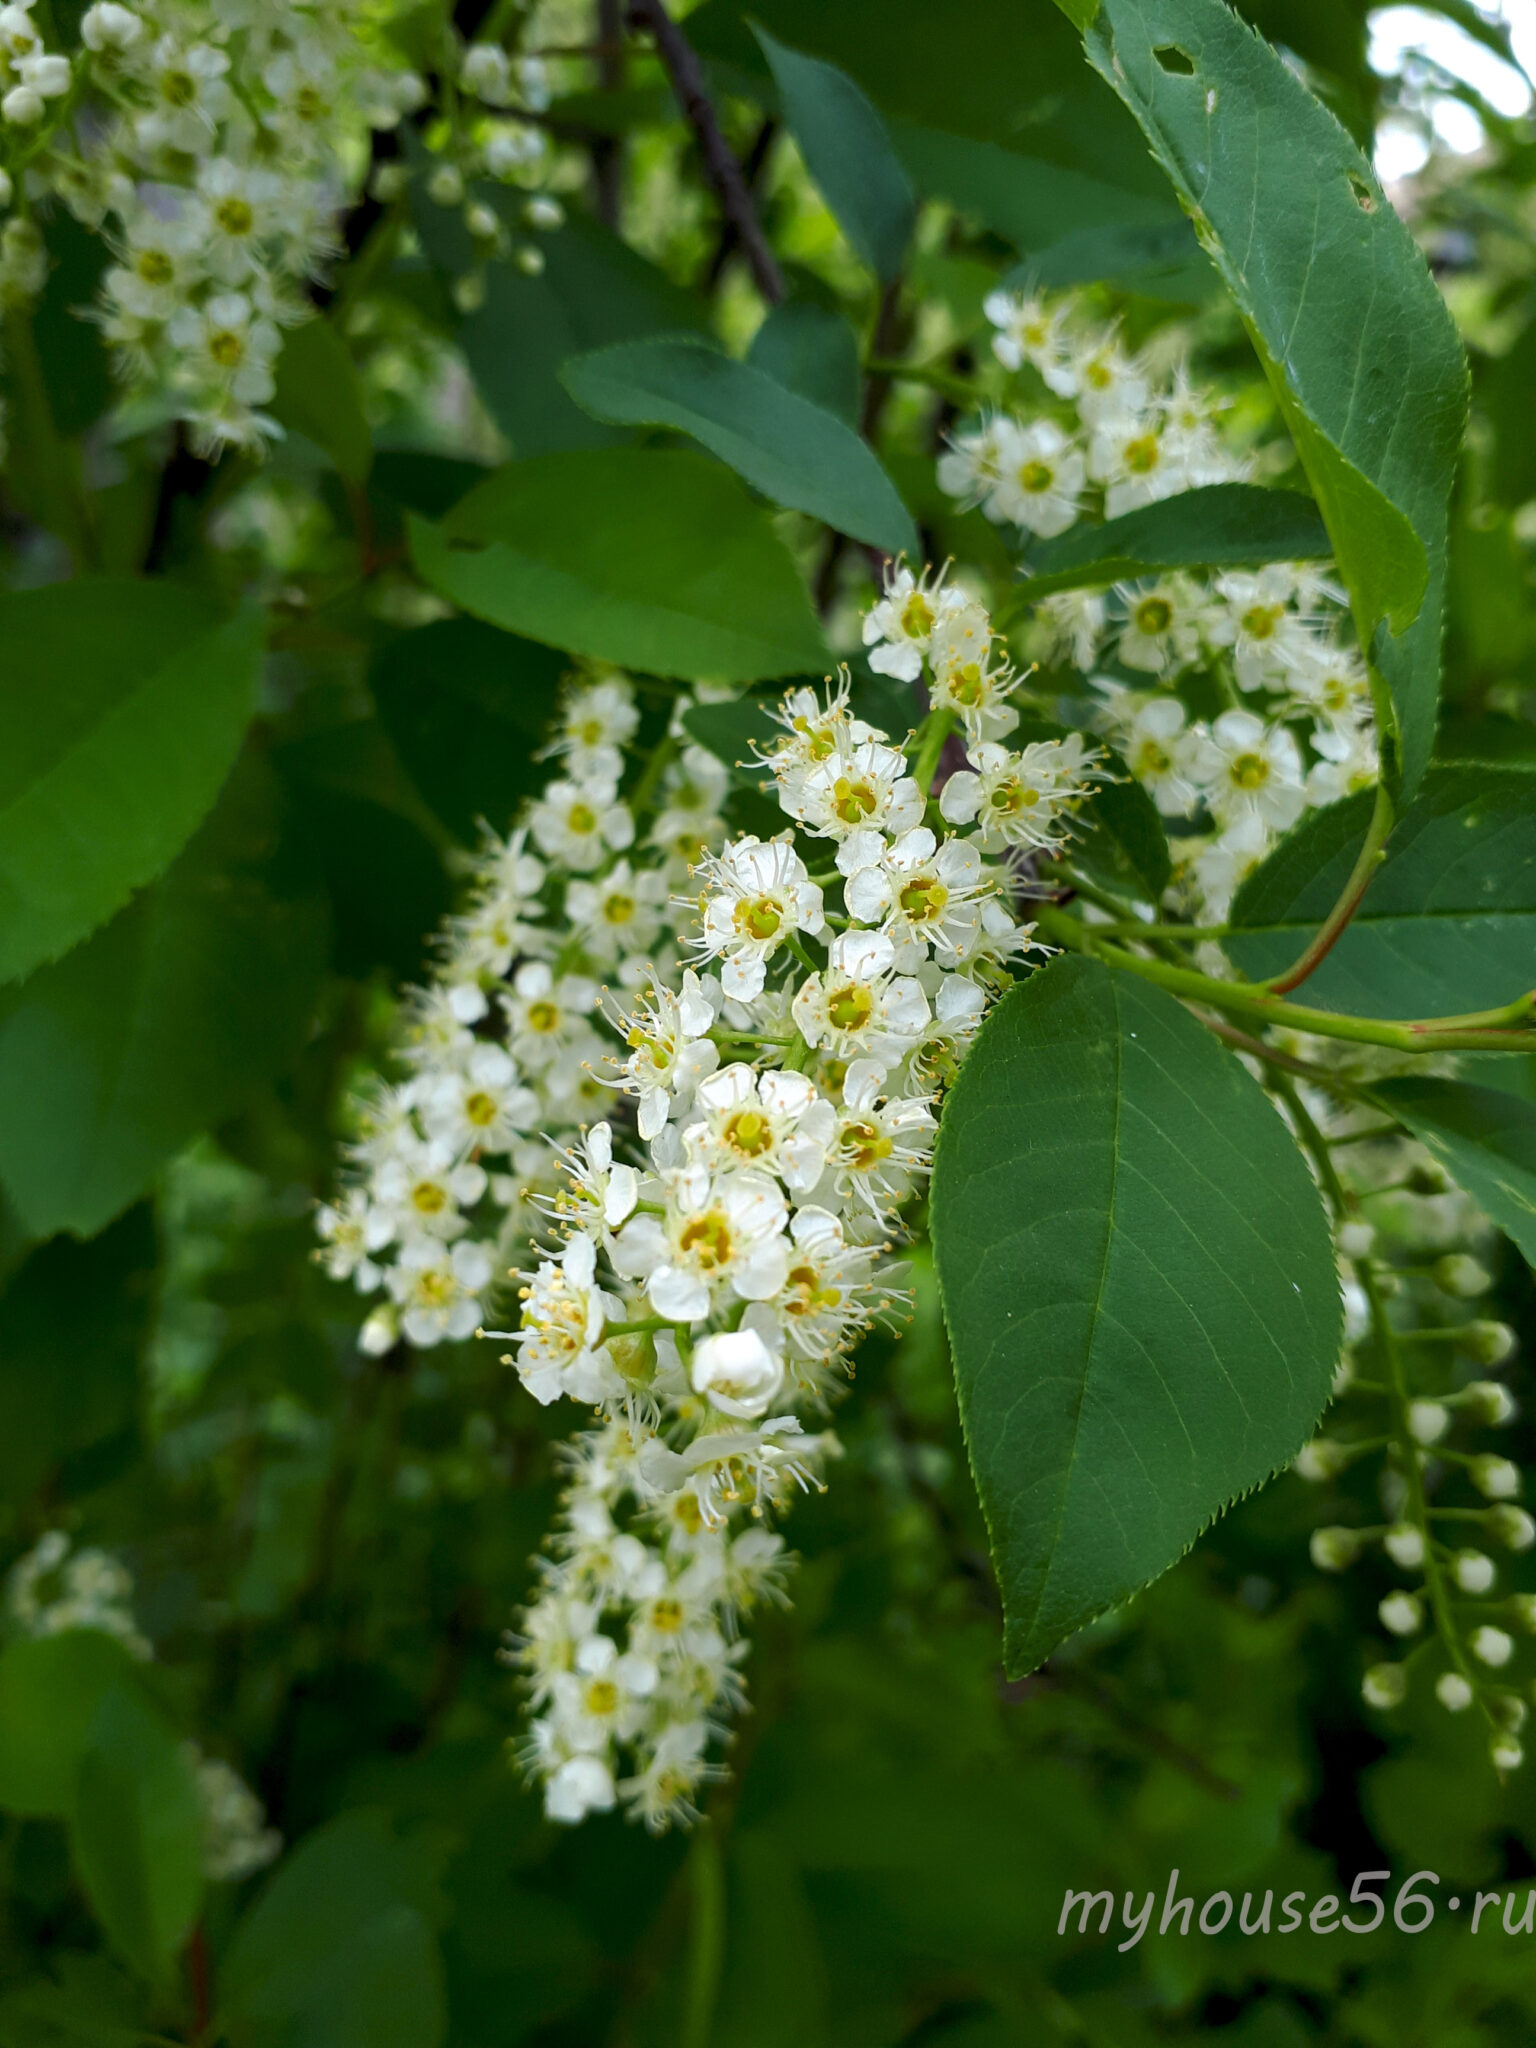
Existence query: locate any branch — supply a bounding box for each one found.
[628,0,784,303]
[1262,779,1395,995]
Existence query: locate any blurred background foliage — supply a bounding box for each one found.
[4,0,1536,2042]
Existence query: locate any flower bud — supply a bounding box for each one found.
[452,271,486,314]
[1408,1399,1449,1446]
[1466,1379,1517,1425]
[359,1306,398,1355]
[516,244,546,276]
[1491,1734,1525,1772]
[1406,1159,1451,1195]
[1337,1220,1375,1259]
[525,195,564,231]
[1472,1454,1522,1500]
[1362,1662,1408,1709]
[370,162,409,203]
[464,200,499,241]
[1310,1526,1361,1572]
[1380,1590,1423,1636]
[1512,1593,1536,1633]
[1435,1252,1491,1299]
[1436,1671,1474,1712]
[1294,1438,1345,1481]
[1491,1506,1536,1552]
[1471,1624,1515,1668]
[1452,1549,1496,1594]
[1492,1691,1528,1733]
[1384,1522,1426,1569]
[1466,1320,1517,1367]
[427,163,464,206]
[81,2,142,52]
[690,1328,783,1420]
[2,84,45,124]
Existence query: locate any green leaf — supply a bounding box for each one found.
[1228,767,1536,1020]
[269,319,372,485]
[561,336,916,555]
[1367,1077,1536,1264]
[1012,717,1170,901]
[220,1810,446,2048]
[1012,484,1331,600]
[753,26,917,281]
[931,954,1341,1673]
[69,1683,203,1987]
[370,618,565,841]
[0,1635,144,1819]
[0,760,328,1240]
[1069,0,1467,797]
[0,1954,150,2048]
[0,584,261,986]
[0,1205,155,1505]
[410,448,829,683]
[747,301,861,427]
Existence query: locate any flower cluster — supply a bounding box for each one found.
[1288,1067,1529,1770]
[0,1,559,454]
[321,597,1098,1827]
[937,290,1377,917]
[5,1527,152,1658]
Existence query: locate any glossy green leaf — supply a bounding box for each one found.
[0,1634,145,1819]
[1368,1077,1536,1263]
[220,1810,446,2048]
[1069,0,1467,797]
[270,319,372,485]
[370,618,564,841]
[0,761,328,1240]
[747,301,861,427]
[70,1683,203,1987]
[561,336,916,555]
[410,448,828,683]
[1012,484,1330,599]
[1228,768,1536,1020]
[0,1205,155,1505]
[753,27,916,281]
[0,584,261,986]
[931,954,1341,1673]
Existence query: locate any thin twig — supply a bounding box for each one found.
[704,116,778,289]
[627,0,784,303]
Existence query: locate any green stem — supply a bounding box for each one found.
[864,355,983,405]
[910,707,956,797]
[680,1822,725,2048]
[1261,780,1395,995]
[628,731,679,819]
[784,930,821,976]
[1037,906,1536,1055]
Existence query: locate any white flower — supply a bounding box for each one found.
[1070,335,1150,429]
[545,1753,617,1824]
[565,859,667,964]
[507,1232,623,1406]
[984,417,1084,537]
[1098,693,1200,818]
[168,292,281,407]
[1306,719,1378,807]
[1188,815,1271,921]
[691,1326,785,1420]
[422,1043,538,1156]
[462,41,513,103]
[14,48,66,95]
[1114,576,1207,676]
[315,1189,391,1290]
[937,415,1021,510]
[550,677,640,780]
[502,962,599,1072]
[528,775,635,870]
[790,734,924,843]
[372,1142,486,1243]
[1213,568,1320,692]
[1090,414,1188,517]
[1034,589,1105,672]
[691,835,825,1000]
[615,969,719,1140]
[559,1121,640,1231]
[926,603,1020,742]
[683,1064,835,1192]
[386,1237,494,1346]
[829,1059,936,1213]
[1193,710,1306,831]
[843,826,992,968]
[861,563,966,682]
[1,82,43,123]
[792,931,930,1061]
[775,1208,877,1372]
[612,1166,789,1323]
[984,289,1075,389]
[938,735,1096,852]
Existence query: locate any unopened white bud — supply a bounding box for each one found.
[18,53,69,96]
[1409,1399,1449,1446]
[427,163,464,206]
[1492,1691,1528,1732]
[1472,1454,1522,1500]
[515,244,546,276]
[1436,1672,1475,1712]
[1362,1661,1408,1709]
[359,1307,398,1356]
[545,1754,615,1823]
[1435,1253,1491,1299]
[452,271,486,314]
[1384,1522,1426,1569]
[370,162,408,203]
[690,1328,783,1420]
[1512,1593,1536,1633]
[1492,1734,1525,1771]
[80,2,142,52]
[1466,1380,1517,1426]
[1466,1320,1517,1367]
[2,84,45,124]
[1472,1624,1515,1668]
[1294,1439,1345,1481]
[464,200,499,241]
[1453,1549,1497,1594]
[1491,1506,1536,1552]
[1337,1220,1375,1259]
[525,195,564,230]
[462,42,512,103]
[1310,1526,1361,1572]
[1380,1590,1424,1636]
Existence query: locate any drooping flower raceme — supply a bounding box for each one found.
[321,619,1098,1830]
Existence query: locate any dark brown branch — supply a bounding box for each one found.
[589,0,625,230]
[704,116,778,289]
[627,0,784,303]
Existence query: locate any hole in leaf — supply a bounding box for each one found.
[1348,171,1377,212]
[1153,44,1196,75]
